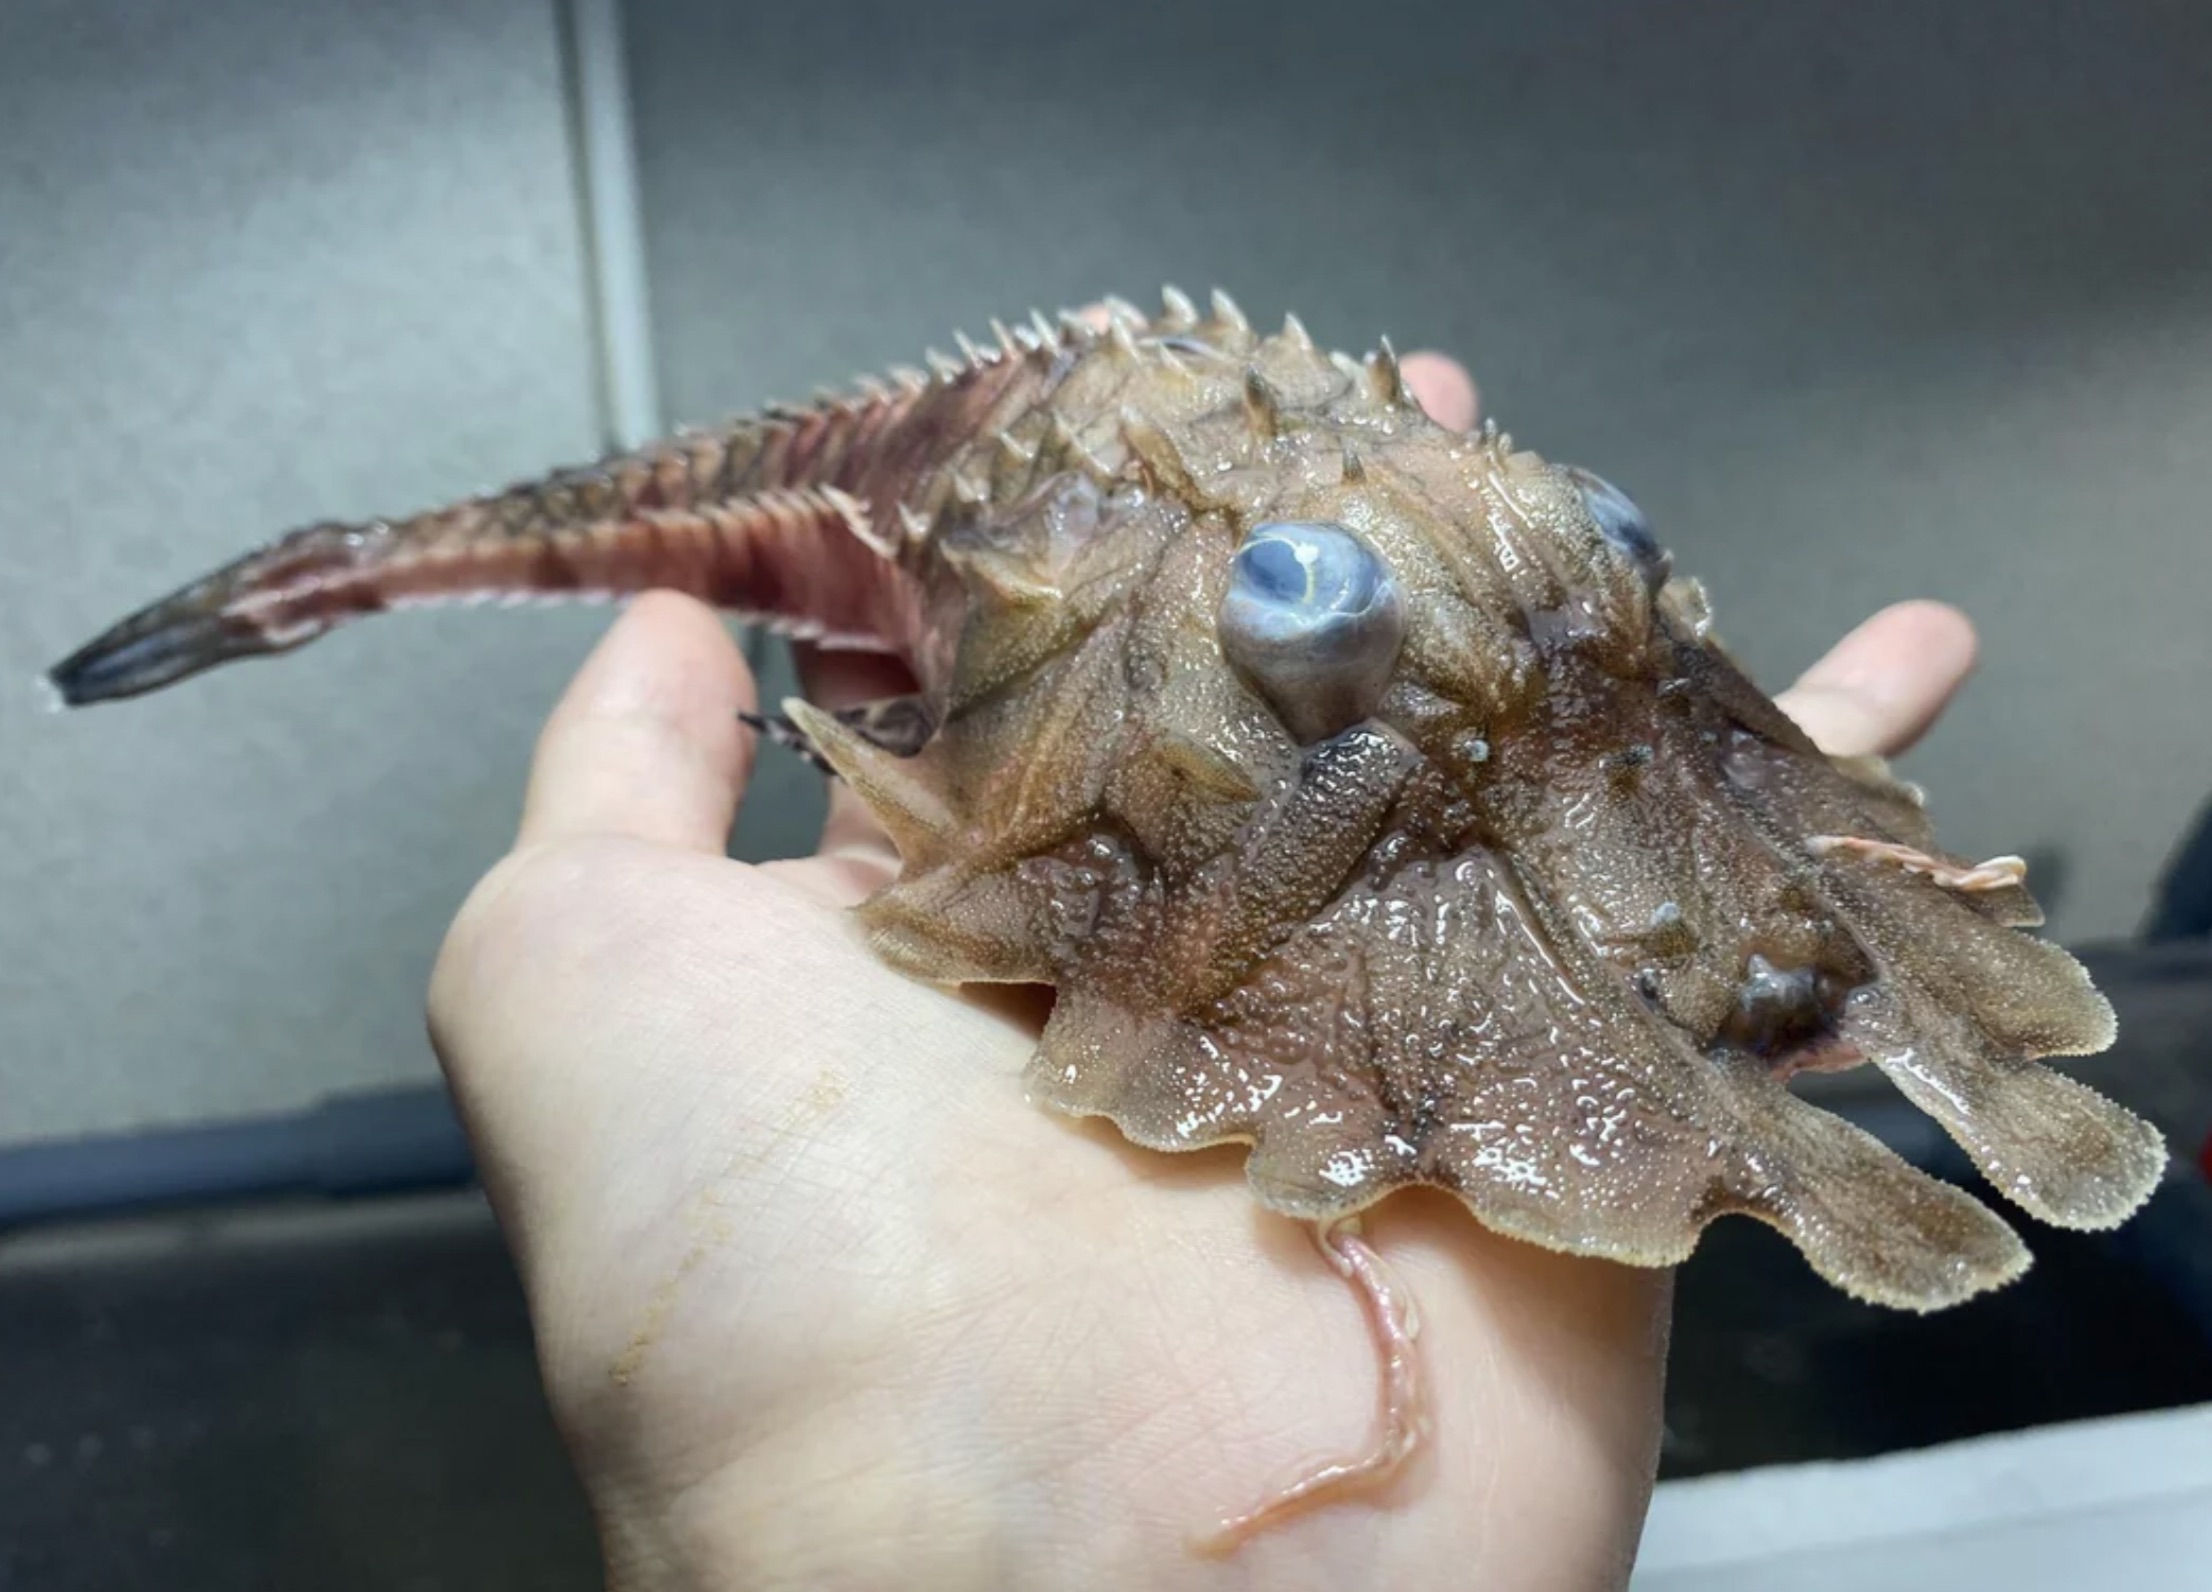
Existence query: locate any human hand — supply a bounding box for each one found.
[426,351,1978,1592]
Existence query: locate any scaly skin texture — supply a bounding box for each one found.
[50,290,2166,1316]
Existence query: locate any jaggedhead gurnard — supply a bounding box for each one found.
[48,289,2167,1544]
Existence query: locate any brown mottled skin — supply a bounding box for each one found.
[50,288,2167,1541]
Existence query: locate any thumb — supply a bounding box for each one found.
[517,592,759,853]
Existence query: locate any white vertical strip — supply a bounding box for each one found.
[559,0,662,452]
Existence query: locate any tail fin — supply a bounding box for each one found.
[48,483,893,705]
[48,322,1075,705]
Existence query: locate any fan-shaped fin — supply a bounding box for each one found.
[1879,1049,2167,1230]
[1024,835,2041,1310]
[858,866,1053,984]
[784,697,955,866]
[1769,819,2164,1228]
[1718,1077,2031,1309]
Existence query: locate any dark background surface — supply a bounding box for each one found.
[4,1170,2210,1588]
[0,1197,600,1592]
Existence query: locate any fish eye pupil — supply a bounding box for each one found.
[1237,535,1311,603]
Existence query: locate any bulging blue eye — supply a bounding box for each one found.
[1567,467,1670,592]
[1219,521,1405,743]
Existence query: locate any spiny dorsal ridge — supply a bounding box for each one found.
[1368,337,1408,408]
[819,485,893,558]
[1243,367,1288,438]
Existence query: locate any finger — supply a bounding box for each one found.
[517,592,756,852]
[1775,600,1978,759]
[1400,351,1479,431]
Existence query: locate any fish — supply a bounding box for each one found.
[46,288,2167,1546]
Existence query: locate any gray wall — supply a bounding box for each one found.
[3,0,605,1143]
[629,0,2212,935]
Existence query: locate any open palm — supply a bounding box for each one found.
[426,353,1978,1592]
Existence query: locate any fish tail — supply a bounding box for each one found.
[47,327,1068,705]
